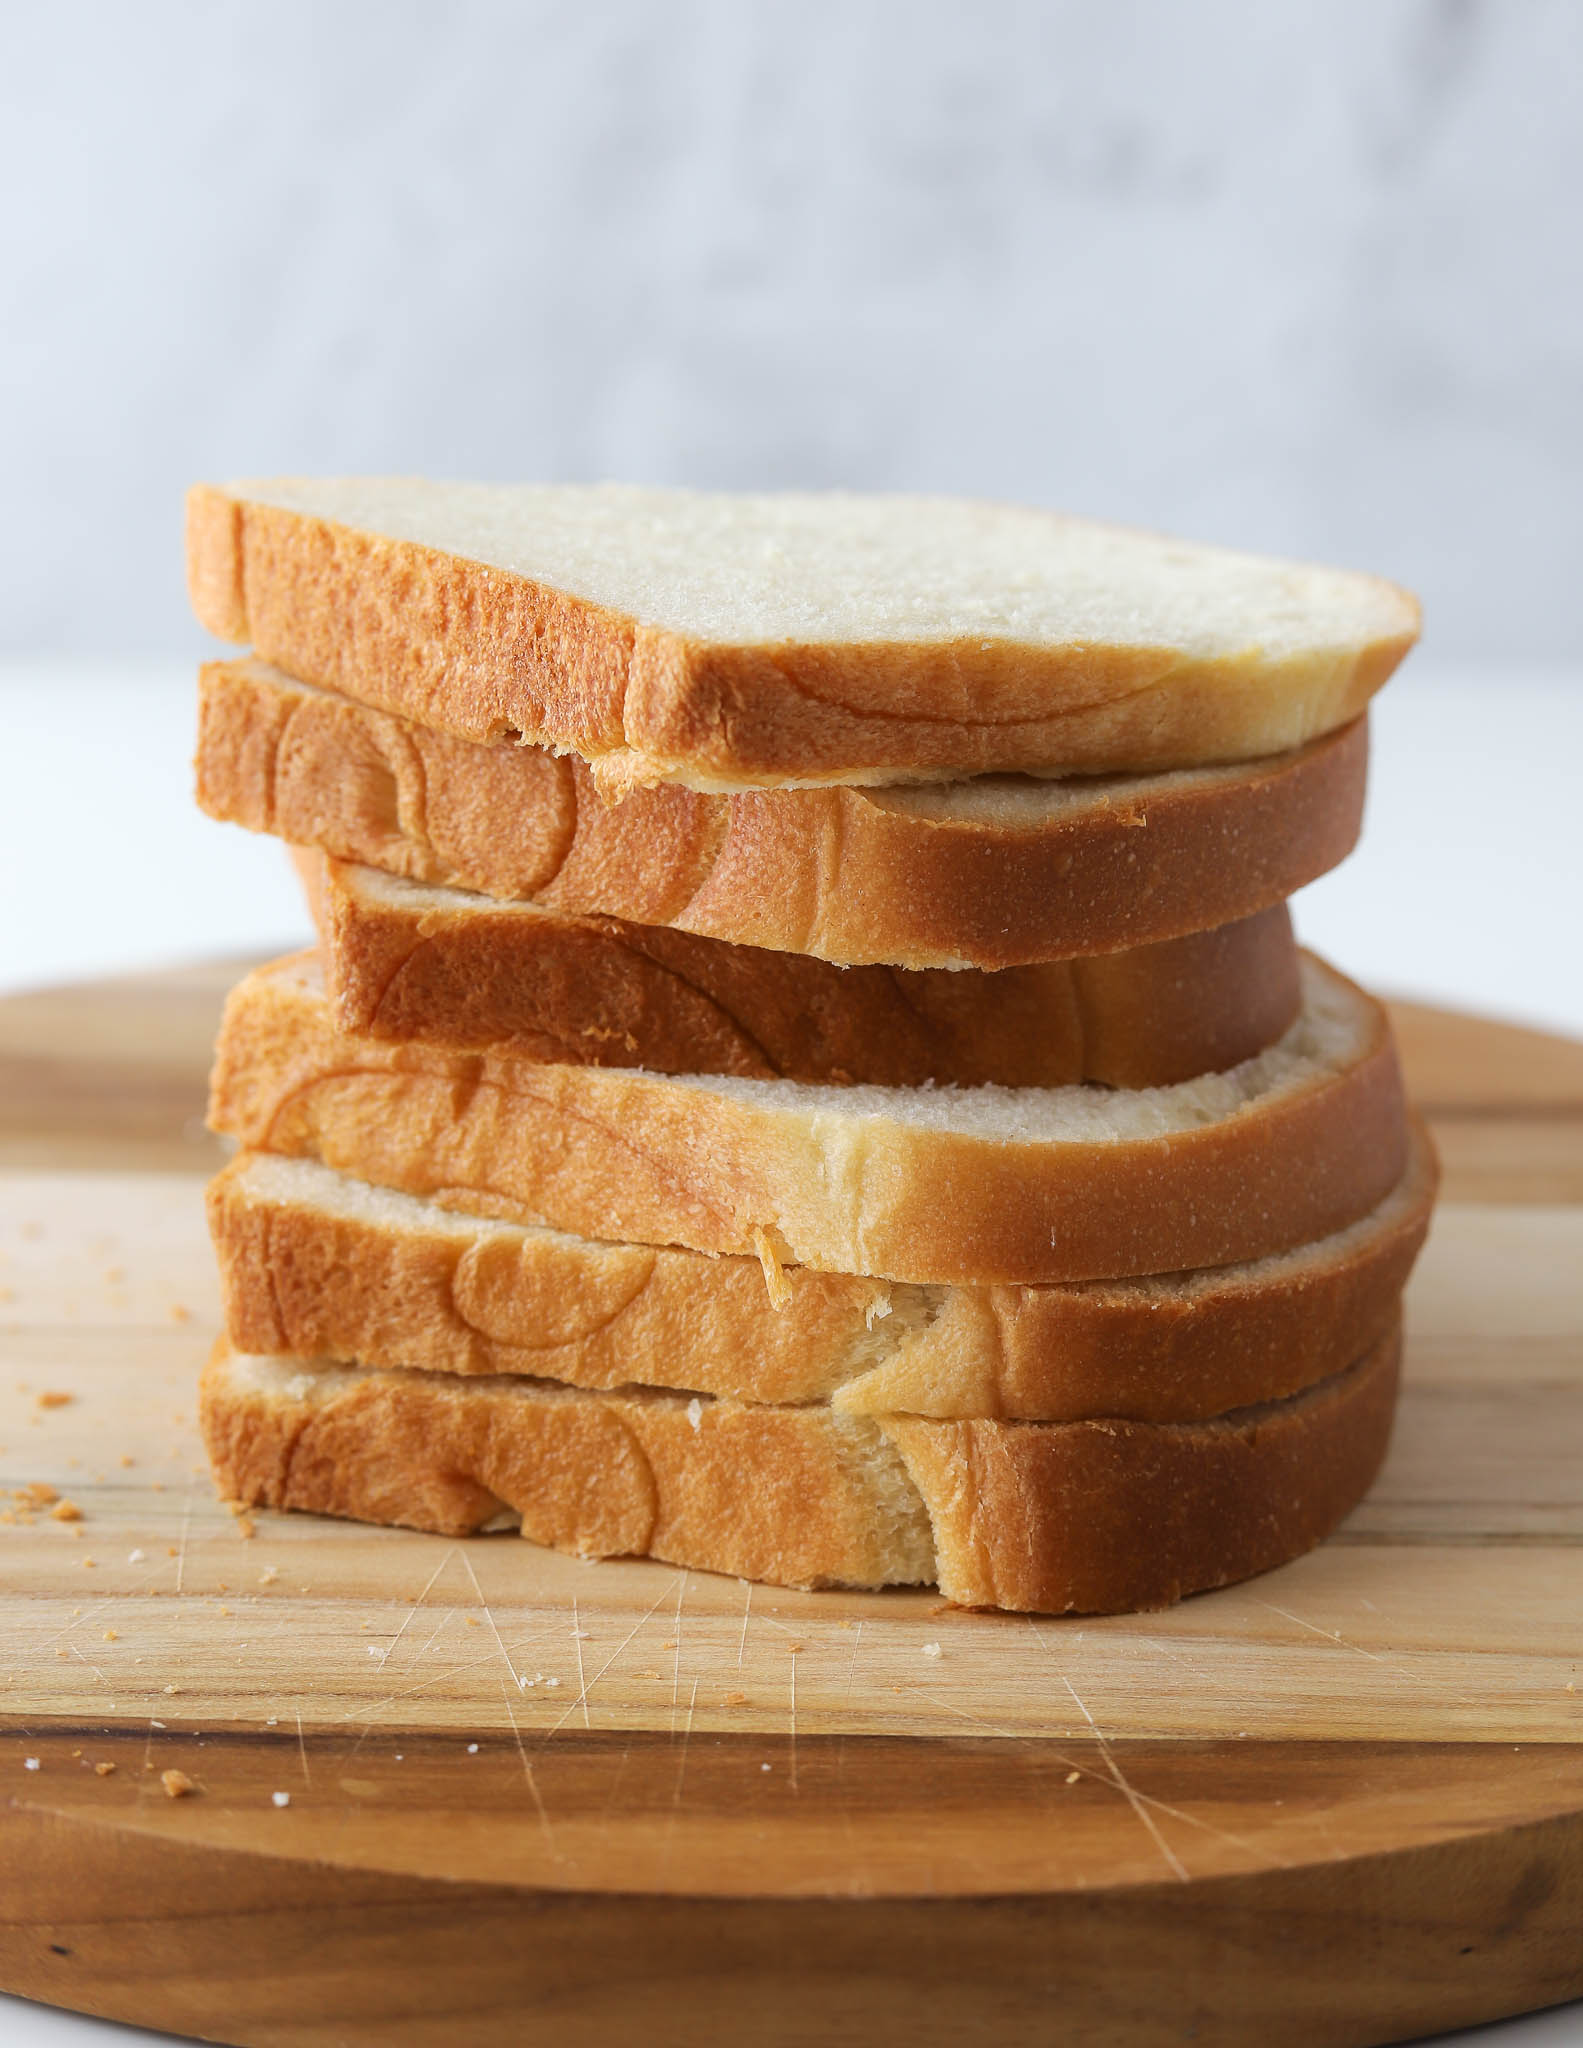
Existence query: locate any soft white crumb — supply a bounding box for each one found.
[921,1642,942,1659]
[685,1397,702,1432]
[271,1791,290,1808]
[127,1548,145,1564]
[23,1757,39,1771]
[466,1742,479,1754]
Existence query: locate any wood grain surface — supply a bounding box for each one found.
[1,959,1581,2047]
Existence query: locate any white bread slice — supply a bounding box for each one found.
[187,481,1417,791]
[199,1326,1401,1613]
[207,1128,1434,1422]
[197,658,1368,970]
[299,850,1302,1090]
[207,950,1408,1286]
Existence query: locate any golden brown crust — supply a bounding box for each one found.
[841,1121,1434,1420]
[186,485,1415,788]
[884,1326,1401,1612]
[198,1328,1401,1613]
[206,1154,896,1406]
[197,659,1368,970]
[199,1343,934,1590]
[207,952,1409,1286]
[302,853,1301,1090]
[207,1129,1433,1421]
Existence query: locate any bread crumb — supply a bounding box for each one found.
[160,1769,195,1799]
[128,1549,145,1564]
[18,1482,58,1506]
[685,1397,703,1432]
[236,1517,255,1539]
[660,1639,678,1651]
[921,1642,942,1659]
[750,1228,793,1310]
[169,1304,191,1323]
[94,1761,116,1777]
[162,1684,180,1696]
[166,1545,178,1557]
[543,1677,561,1689]
[23,1757,39,1771]
[467,1742,480,1755]
[257,1567,278,1586]
[37,1392,74,1410]
[102,1629,118,1643]
[50,1500,83,1522]
[722,1691,749,1706]
[1065,1770,1081,1785]
[463,1614,478,1627]
[80,1556,96,1568]
[271,1791,290,1808]
[119,1455,135,1469]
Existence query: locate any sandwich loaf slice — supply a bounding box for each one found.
[208,951,1408,1287]
[300,852,1302,1089]
[209,1132,1434,1422]
[200,1325,1401,1613]
[199,657,1368,970]
[187,480,1417,791]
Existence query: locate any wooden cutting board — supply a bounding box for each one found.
[1,961,1581,2048]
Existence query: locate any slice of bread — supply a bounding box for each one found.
[187,480,1417,790]
[199,1325,1400,1613]
[207,1129,1434,1421]
[197,658,1368,970]
[207,950,1407,1286]
[299,851,1301,1089]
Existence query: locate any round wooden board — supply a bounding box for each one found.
[2,960,1582,2048]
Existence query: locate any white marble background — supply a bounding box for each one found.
[1,0,1580,662]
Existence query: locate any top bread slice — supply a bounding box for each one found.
[187,480,1418,791]
[208,949,1407,1287]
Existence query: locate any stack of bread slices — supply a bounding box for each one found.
[187,481,1435,1615]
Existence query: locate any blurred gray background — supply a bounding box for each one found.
[2,0,1580,661]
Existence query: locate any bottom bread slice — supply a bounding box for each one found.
[199,1326,1400,1614]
